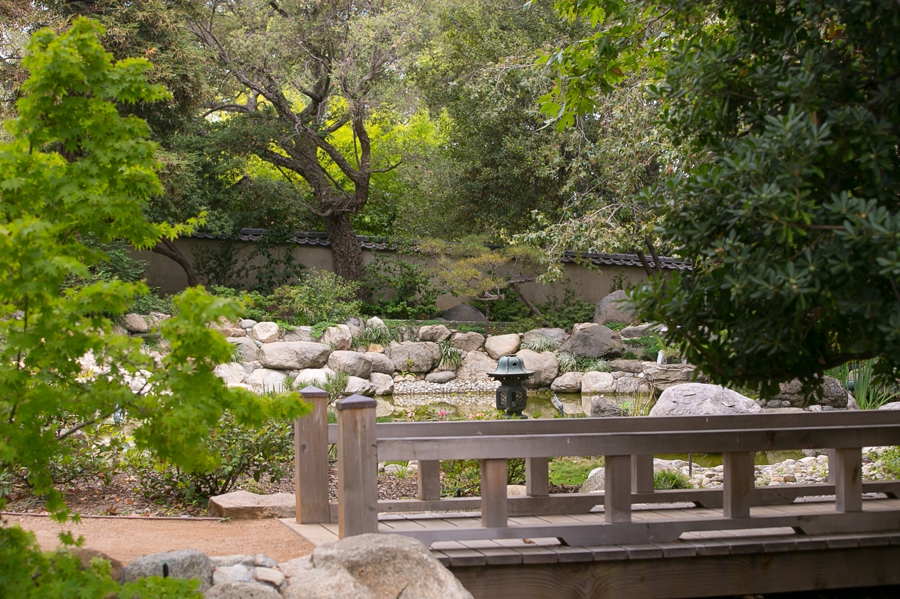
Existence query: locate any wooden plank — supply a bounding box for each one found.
[295,387,330,524]
[526,457,549,497]
[723,451,754,518]
[834,447,862,513]
[476,547,524,565]
[416,460,442,501]
[376,425,900,461]
[337,395,379,538]
[604,455,632,523]
[443,548,487,567]
[480,459,508,529]
[631,454,654,493]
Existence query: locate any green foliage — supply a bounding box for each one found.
[521,336,561,353]
[654,469,691,490]
[437,340,464,370]
[129,413,294,504]
[363,252,440,319]
[609,271,637,294]
[194,236,307,295]
[356,322,396,347]
[129,290,176,316]
[264,271,362,326]
[624,335,664,361]
[323,371,350,405]
[556,350,577,374]
[442,458,525,497]
[826,360,900,410]
[621,393,656,417]
[556,351,611,374]
[0,20,309,527]
[625,0,900,396]
[0,525,199,597]
[548,456,604,487]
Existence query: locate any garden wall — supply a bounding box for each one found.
[134,235,669,310]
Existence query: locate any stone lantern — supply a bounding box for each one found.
[487,355,533,419]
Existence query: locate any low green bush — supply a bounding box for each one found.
[654,469,692,490]
[442,459,525,497]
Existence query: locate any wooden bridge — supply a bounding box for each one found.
[284,387,900,598]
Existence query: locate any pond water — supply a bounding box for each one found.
[380,391,804,466]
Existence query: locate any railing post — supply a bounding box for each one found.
[417,460,442,501]
[826,448,836,483]
[481,459,509,528]
[604,455,632,523]
[336,394,379,538]
[526,457,550,497]
[723,451,754,518]
[631,454,654,493]
[295,386,330,523]
[834,447,862,513]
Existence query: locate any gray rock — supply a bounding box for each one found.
[442,304,487,322]
[516,349,558,388]
[344,376,376,396]
[551,371,583,393]
[449,332,485,352]
[650,384,761,416]
[293,367,335,389]
[228,337,259,362]
[246,368,288,392]
[322,325,352,351]
[484,334,521,360]
[386,342,439,373]
[242,554,278,568]
[592,290,638,325]
[123,548,213,591]
[616,376,646,394]
[283,327,315,342]
[641,362,700,393]
[206,582,282,598]
[425,371,457,384]
[590,397,624,418]
[345,316,365,339]
[123,313,150,334]
[259,342,331,370]
[241,319,258,328]
[366,352,395,375]
[618,323,655,339]
[213,564,252,585]
[254,567,285,588]
[251,322,281,343]
[609,359,646,373]
[579,467,605,493]
[559,325,624,359]
[418,324,452,342]
[207,491,295,519]
[581,371,617,394]
[847,395,859,410]
[327,351,372,379]
[878,402,900,410]
[211,555,245,568]
[522,328,567,345]
[365,316,388,331]
[370,373,394,396]
[308,534,473,599]
[215,363,247,386]
[455,351,498,382]
[281,556,373,599]
[771,376,849,408]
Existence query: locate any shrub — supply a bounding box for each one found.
[265,270,361,325]
[363,254,440,319]
[442,458,525,497]
[654,469,692,490]
[438,340,464,370]
[521,336,560,352]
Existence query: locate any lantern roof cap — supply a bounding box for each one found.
[487,355,534,378]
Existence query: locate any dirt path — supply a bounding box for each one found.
[3,514,315,565]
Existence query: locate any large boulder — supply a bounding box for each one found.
[551,371,583,393]
[251,322,281,343]
[366,352,395,375]
[441,304,487,322]
[293,367,335,389]
[344,376,376,397]
[559,325,624,359]
[579,467,605,493]
[247,368,288,392]
[215,363,247,386]
[322,325,352,351]
[207,491,295,519]
[456,351,498,382]
[228,337,259,362]
[484,334,521,360]
[522,328,567,346]
[345,316,365,338]
[327,351,372,379]
[418,324,452,342]
[619,323,655,339]
[123,313,150,334]
[770,376,850,408]
[609,359,645,374]
[515,349,558,388]
[259,342,331,370]
[641,362,699,393]
[449,331,485,352]
[283,534,472,599]
[123,549,213,591]
[386,342,439,373]
[581,371,617,394]
[649,383,761,416]
[425,371,457,384]
[370,373,394,396]
[283,327,315,342]
[593,290,638,326]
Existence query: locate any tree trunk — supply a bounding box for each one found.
[324,213,366,285]
[151,238,200,287]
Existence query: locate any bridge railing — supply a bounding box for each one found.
[294,387,900,545]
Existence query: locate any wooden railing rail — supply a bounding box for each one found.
[295,389,900,546]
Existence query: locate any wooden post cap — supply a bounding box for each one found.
[298,386,328,397]
[336,394,377,410]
